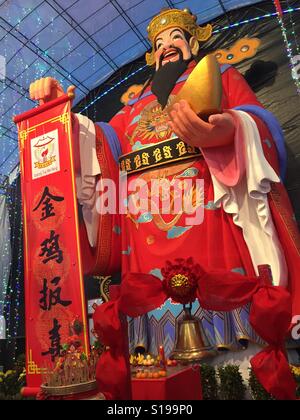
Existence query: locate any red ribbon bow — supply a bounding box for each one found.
[93,265,296,400]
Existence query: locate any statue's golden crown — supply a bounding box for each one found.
[146,8,213,66]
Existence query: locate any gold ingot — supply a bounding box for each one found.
[166,54,222,121]
[170,305,216,362]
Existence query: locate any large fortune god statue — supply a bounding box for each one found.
[22,5,300,400]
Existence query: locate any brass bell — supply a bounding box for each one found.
[170,304,216,362]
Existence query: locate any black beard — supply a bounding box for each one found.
[151,48,191,109]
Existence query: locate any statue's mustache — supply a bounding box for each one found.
[159,46,184,67]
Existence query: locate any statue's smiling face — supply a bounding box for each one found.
[154,27,192,70]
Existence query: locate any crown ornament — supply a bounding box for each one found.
[146,8,213,66]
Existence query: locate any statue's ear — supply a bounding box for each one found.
[189,37,200,56]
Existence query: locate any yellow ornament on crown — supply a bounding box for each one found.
[146,8,213,66]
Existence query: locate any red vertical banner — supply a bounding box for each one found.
[14,95,89,392]
[274,0,283,17]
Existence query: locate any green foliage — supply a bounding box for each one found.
[0,370,24,397]
[296,384,300,398]
[290,366,300,399]
[218,365,246,400]
[14,354,25,376]
[248,368,275,400]
[295,376,300,398]
[0,392,25,400]
[0,354,26,399]
[200,364,247,400]
[200,364,219,400]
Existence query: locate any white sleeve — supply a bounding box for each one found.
[211,110,287,287]
[75,113,100,248]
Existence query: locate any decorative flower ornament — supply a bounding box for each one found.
[162,257,204,304]
[214,37,261,65]
[120,84,144,105]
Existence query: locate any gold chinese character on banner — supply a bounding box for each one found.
[125,159,132,171]
[120,160,125,172]
[153,148,163,163]
[176,141,187,156]
[163,145,173,159]
[142,152,150,166]
[134,155,142,170]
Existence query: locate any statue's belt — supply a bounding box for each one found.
[119,137,202,175]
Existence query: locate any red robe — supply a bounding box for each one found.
[79,62,300,352]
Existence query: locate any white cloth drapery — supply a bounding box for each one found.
[210,110,287,286]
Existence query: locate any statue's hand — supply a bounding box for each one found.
[29,77,75,106]
[168,100,235,148]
